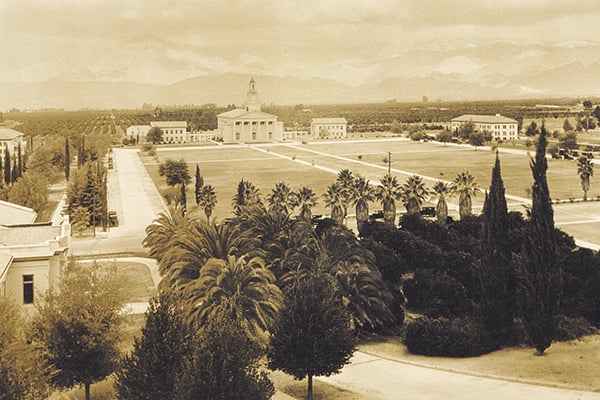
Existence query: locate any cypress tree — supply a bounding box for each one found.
[4,149,11,185]
[17,142,22,179]
[11,157,18,183]
[0,153,3,188]
[516,129,562,355]
[194,164,203,205]
[65,138,71,179]
[480,151,515,345]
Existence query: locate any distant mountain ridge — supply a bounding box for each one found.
[1,66,600,111]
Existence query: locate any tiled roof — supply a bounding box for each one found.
[0,128,24,141]
[311,118,348,124]
[451,114,518,124]
[150,121,188,128]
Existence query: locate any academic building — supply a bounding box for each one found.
[310,118,348,139]
[217,78,283,143]
[451,114,519,141]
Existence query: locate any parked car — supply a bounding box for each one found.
[108,211,119,227]
[420,206,436,217]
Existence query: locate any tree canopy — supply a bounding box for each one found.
[159,159,191,186]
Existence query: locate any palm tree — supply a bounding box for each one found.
[577,156,594,201]
[143,203,191,268]
[232,179,262,216]
[401,175,429,215]
[182,255,283,343]
[322,183,345,225]
[197,184,217,219]
[375,174,402,227]
[268,181,299,216]
[336,169,354,222]
[432,181,450,224]
[296,186,318,221]
[351,175,375,229]
[451,170,479,219]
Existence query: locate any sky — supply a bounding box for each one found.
[1,0,600,86]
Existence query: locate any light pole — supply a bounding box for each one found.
[388,151,391,174]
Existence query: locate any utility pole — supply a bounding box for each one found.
[388,151,391,174]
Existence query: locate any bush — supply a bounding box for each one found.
[405,316,495,357]
[554,315,597,341]
[142,143,154,152]
[403,269,474,317]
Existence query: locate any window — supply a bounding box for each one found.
[268,121,273,125]
[252,132,257,140]
[23,275,34,304]
[235,121,241,126]
[268,132,273,139]
[235,132,240,140]
[244,121,249,125]
[252,121,257,125]
[260,121,266,125]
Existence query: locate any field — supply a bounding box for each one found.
[143,139,596,208]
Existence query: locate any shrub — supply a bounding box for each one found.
[403,269,474,318]
[142,143,154,152]
[554,315,597,341]
[405,316,495,357]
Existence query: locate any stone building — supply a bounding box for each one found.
[217,78,283,142]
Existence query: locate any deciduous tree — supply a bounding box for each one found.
[159,159,190,186]
[268,271,356,400]
[577,156,594,201]
[146,126,163,144]
[33,262,127,400]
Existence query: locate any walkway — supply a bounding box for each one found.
[317,352,600,400]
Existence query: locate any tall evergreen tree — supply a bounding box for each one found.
[65,138,71,179]
[115,292,191,400]
[195,164,203,205]
[16,142,22,179]
[516,129,562,355]
[4,149,10,185]
[0,155,3,188]
[101,170,108,232]
[480,152,515,345]
[11,158,17,183]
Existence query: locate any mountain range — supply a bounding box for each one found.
[2,63,600,111]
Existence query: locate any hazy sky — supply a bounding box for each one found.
[2,0,600,86]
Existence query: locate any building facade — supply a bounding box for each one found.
[126,125,150,142]
[310,118,348,139]
[0,215,70,310]
[217,78,284,143]
[150,121,188,144]
[0,127,26,159]
[451,114,519,141]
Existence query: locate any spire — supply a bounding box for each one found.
[246,77,260,112]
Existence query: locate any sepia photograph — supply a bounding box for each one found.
[1,1,600,399]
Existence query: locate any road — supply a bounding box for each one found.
[318,352,600,400]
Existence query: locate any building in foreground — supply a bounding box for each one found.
[310,118,348,139]
[451,114,519,141]
[0,210,70,310]
[217,78,283,143]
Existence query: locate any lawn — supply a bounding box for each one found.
[141,139,600,244]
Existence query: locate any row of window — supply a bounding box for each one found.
[234,121,274,126]
[234,132,273,140]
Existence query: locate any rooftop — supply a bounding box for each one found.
[0,128,24,141]
[0,223,61,247]
[451,114,518,124]
[218,109,278,119]
[150,121,188,128]
[0,200,37,225]
[312,118,348,124]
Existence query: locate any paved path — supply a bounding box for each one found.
[317,352,600,400]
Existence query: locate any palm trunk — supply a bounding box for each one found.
[583,190,588,201]
[85,382,91,400]
[356,200,368,229]
[383,198,396,227]
[307,374,313,400]
[436,195,448,224]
